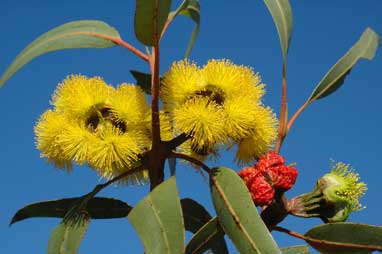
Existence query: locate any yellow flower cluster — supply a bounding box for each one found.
[36,59,277,182]
[161,59,278,163]
[35,75,152,184]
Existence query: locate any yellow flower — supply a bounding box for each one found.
[161,60,205,110]
[111,84,150,130]
[35,75,151,184]
[52,75,114,119]
[35,110,72,170]
[173,97,227,155]
[235,106,278,164]
[161,59,276,160]
[202,59,265,101]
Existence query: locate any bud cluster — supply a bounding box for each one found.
[238,151,298,206]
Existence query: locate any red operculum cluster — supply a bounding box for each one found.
[238,151,298,206]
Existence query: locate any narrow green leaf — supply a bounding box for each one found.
[210,167,280,254]
[0,20,120,88]
[10,197,132,225]
[135,0,172,46]
[47,218,90,254]
[280,245,310,254]
[263,0,293,61]
[307,28,379,104]
[128,177,184,254]
[186,217,228,254]
[305,223,382,254]
[169,0,200,57]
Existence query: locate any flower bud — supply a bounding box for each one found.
[289,161,367,223]
[238,151,298,206]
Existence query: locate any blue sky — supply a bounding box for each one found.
[0,0,381,253]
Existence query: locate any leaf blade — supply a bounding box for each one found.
[181,198,228,254]
[210,167,280,254]
[305,222,382,254]
[307,28,379,104]
[10,197,132,225]
[128,177,184,254]
[181,198,212,233]
[263,0,293,61]
[47,218,90,254]
[186,217,228,254]
[0,20,121,88]
[280,245,310,254]
[135,0,172,46]
[170,0,200,58]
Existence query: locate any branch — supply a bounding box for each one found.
[163,133,190,150]
[168,151,211,174]
[148,0,164,190]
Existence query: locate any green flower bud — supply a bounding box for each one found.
[289,161,367,223]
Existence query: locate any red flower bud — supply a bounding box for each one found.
[238,151,298,206]
[250,172,275,206]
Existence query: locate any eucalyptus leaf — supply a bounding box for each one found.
[0,20,120,88]
[169,0,200,57]
[130,70,152,94]
[181,198,228,254]
[181,198,211,233]
[280,244,310,254]
[10,197,132,225]
[263,0,293,61]
[305,222,382,254]
[186,217,228,254]
[307,28,379,104]
[128,177,184,254]
[135,0,172,46]
[210,167,280,254]
[47,218,90,254]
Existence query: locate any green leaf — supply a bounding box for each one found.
[181,198,228,254]
[210,167,280,254]
[130,70,152,94]
[47,218,90,254]
[128,177,184,254]
[135,0,172,46]
[263,0,293,61]
[168,157,176,176]
[305,222,382,254]
[0,20,120,88]
[10,197,132,225]
[130,70,164,95]
[169,0,200,58]
[181,198,211,233]
[186,217,228,254]
[307,28,379,104]
[280,245,310,254]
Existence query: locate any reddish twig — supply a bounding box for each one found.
[92,33,149,62]
[286,102,309,135]
[275,63,287,154]
[160,15,176,39]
